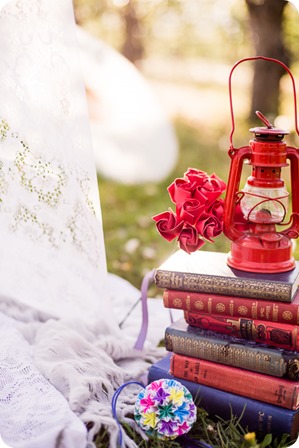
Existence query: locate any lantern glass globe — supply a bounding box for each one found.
[240,184,289,224]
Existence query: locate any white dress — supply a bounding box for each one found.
[0,1,167,447]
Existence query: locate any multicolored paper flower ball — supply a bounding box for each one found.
[134,378,197,440]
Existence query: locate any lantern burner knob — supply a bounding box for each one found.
[249,111,289,141]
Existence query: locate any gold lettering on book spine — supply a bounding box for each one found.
[195,300,204,310]
[173,298,182,308]
[165,332,173,351]
[229,300,234,315]
[163,291,169,307]
[273,304,279,321]
[167,333,287,376]
[252,302,257,319]
[287,359,299,380]
[266,415,272,433]
[186,296,191,310]
[162,272,291,300]
[216,302,225,313]
[265,306,271,320]
[156,271,184,288]
[238,305,248,316]
[282,310,293,321]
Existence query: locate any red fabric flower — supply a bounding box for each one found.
[208,198,225,220]
[184,168,210,187]
[178,225,205,254]
[177,198,206,225]
[153,168,226,254]
[196,212,223,242]
[195,173,226,206]
[152,210,184,241]
[167,178,193,204]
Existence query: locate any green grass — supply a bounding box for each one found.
[94,406,295,448]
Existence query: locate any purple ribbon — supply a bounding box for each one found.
[133,269,155,350]
[112,381,145,447]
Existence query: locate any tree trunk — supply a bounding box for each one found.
[121,0,144,65]
[245,0,290,123]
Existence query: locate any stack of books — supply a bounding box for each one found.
[148,250,299,442]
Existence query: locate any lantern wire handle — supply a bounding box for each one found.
[229,56,299,150]
[255,110,273,128]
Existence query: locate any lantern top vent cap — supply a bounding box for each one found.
[249,111,289,137]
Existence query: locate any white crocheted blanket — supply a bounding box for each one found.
[0,275,179,448]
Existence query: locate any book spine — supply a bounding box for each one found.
[148,359,299,441]
[164,327,299,380]
[155,270,293,301]
[170,353,299,410]
[185,311,299,351]
[163,289,299,325]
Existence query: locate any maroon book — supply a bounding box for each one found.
[185,311,299,351]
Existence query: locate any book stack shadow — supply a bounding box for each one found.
[148,250,299,443]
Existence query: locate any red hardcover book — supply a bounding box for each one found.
[163,289,299,325]
[185,311,299,351]
[170,353,299,410]
[150,354,299,441]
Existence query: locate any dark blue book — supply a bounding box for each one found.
[148,354,299,442]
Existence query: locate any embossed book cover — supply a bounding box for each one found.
[170,353,299,410]
[155,250,299,302]
[165,318,299,380]
[162,288,299,325]
[184,311,299,351]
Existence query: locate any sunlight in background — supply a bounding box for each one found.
[112,0,129,6]
[74,0,299,166]
[288,0,299,11]
[0,0,11,11]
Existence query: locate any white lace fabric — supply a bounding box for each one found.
[0,1,165,447]
[0,0,109,322]
[0,323,88,448]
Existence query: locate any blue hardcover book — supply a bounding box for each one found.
[148,354,299,442]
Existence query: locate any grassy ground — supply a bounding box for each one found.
[94,406,295,448]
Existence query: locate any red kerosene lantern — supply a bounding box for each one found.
[223,56,299,273]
